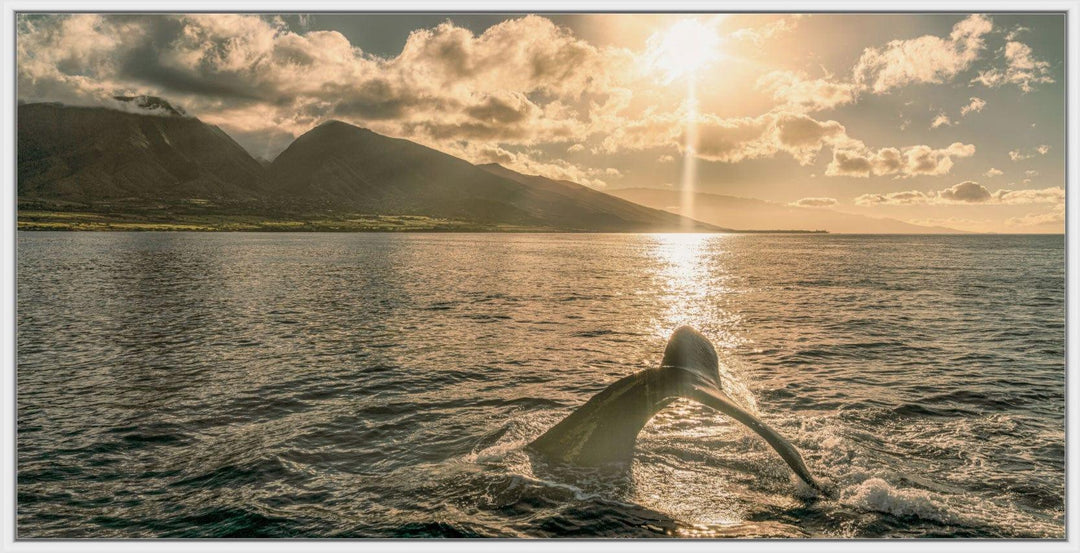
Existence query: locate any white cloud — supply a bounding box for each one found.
[856,181,1063,206]
[905,143,976,176]
[689,114,774,163]
[930,112,953,128]
[984,168,1003,177]
[1005,26,1030,41]
[1009,145,1050,161]
[1006,204,1064,227]
[790,197,838,208]
[993,187,1065,204]
[853,14,992,94]
[17,14,637,156]
[930,97,983,129]
[729,15,805,46]
[960,96,986,116]
[14,11,1063,198]
[827,142,974,178]
[598,110,681,154]
[689,111,854,165]
[972,40,1054,93]
[756,70,858,113]
[855,190,932,206]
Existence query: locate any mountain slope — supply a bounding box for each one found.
[476,163,730,231]
[18,101,267,202]
[608,188,966,234]
[268,120,715,231]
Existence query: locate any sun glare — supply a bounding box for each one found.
[649,19,723,84]
[644,19,723,229]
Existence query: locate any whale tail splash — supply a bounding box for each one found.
[528,326,821,491]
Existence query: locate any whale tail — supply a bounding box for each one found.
[528,326,821,491]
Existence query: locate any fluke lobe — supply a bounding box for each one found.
[528,326,822,491]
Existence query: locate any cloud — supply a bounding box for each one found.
[930,97,983,129]
[906,142,976,175]
[729,15,805,46]
[993,187,1065,204]
[855,190,932,206]
[827,142,974,178]
[17,14,637,157]
[657,154,675,163]
[459,143,611,188]
[772,113,851,163]
[14,11,1062,195]
[15,14,150,107]
[853,14,992,94]
[1005,26,1030,41]
[856,182,1063,206]
[960,96,986,116]
[1009,145,1050,161]
[598,110,681,153]
[689,114,774,163]
[689,111,852,165]
[984,167,1003,177]
[790,197,838,207]
[1006,204,1064,227]
[972,40,1054,92]
[930,112,953,128]
[756,70,858,113]
[938,180,992,202]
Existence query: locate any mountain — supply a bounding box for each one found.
[112,95,187,117]
[608,188,966,234]
[267,120,715,231]
[18,101,267,203]
[477,163,730,231]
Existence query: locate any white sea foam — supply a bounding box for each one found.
[842,478,950,521]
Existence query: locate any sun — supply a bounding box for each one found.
[648,19,723,83]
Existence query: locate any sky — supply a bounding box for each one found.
[15,12,1066,232]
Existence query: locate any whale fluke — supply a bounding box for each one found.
[528,326,821,491]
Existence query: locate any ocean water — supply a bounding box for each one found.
[16,232,1064,538]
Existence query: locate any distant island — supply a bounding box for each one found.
[17,99,827,234]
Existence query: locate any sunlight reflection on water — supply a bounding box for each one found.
[17,232,1064,538]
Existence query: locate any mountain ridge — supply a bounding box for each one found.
[17,102,720,232]
[265,119,717,231]
[18,102,267,203]
[21,100,946,233]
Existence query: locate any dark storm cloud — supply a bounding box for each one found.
[121,48,267,102]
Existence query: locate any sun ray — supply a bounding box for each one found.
[681,74,699,229]
[644,18,722,230]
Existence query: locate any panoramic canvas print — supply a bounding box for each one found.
[14,11,1065,539]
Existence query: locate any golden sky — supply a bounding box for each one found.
[16,13,1066,232]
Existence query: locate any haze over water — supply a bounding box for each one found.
[17,232,1064,538]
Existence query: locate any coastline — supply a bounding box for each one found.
[16,210,828,233]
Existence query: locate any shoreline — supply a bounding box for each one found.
[16,210,828,234]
